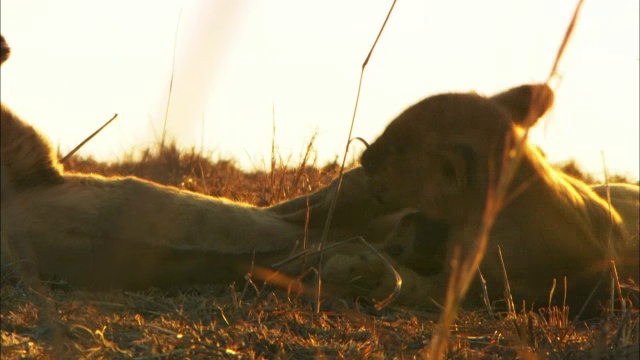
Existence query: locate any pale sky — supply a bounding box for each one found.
[1,0,638,180]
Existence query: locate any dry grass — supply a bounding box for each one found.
[1,145,638,359]
[3,2,637,358]
[61,141,341,206]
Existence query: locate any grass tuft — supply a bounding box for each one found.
[2,141,638,359]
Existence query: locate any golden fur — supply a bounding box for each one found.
[1,145,385,290]
[2,33,637,312]
[0,33,419,301]
[0,34,389,291]
[357,84,639,312]
[591,183,640,244]
[1,104,65,193]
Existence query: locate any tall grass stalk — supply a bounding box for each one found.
[160,7,183,149]
[427,2,585,357]
[314,0,398,314]
[60,113,118,163]
[600,152,627,314]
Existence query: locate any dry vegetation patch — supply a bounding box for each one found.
[2,147,638,359]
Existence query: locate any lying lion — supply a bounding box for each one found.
[0,34,444,307]
[0,34,395,292]
[354,83,639,312]
[1,103,389,290]
[2,33,637,314]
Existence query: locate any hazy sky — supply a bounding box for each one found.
[1,0,638,180]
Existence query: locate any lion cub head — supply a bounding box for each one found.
[361,84,554,223]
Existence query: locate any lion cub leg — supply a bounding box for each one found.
[319,240,449,308]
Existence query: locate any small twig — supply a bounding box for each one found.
[548,278,557,310]
[563,276,567,318]
[144,324,180,336]
[160,7,183,149]
[601,152,615,253]
[600,152,626,313]
[498,246,515,315]
[240,252,262,302]
[60,113,118,163]
[478,268,494,317]
[429,2,585,358]
[547,0,584,83]
[270,101,277,197]
[349,136,370,149]
[573,274,603,322]
[610,260,626,313]
[303,196,311,262]
[291,131,318,191]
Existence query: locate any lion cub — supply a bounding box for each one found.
[361,83,639,314]
[0,33,392,291]
[1,34,64,199]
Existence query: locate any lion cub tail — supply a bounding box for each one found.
[1,34,64,199]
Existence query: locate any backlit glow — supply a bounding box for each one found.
[1,0,637,180]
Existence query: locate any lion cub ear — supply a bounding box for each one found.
[491,84,554,128]
[0,34,10,65]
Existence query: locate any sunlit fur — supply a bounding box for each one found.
[3,31,636,311]
[0,125,391,290]
[0,33,391,290]
[358,83,639,313]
